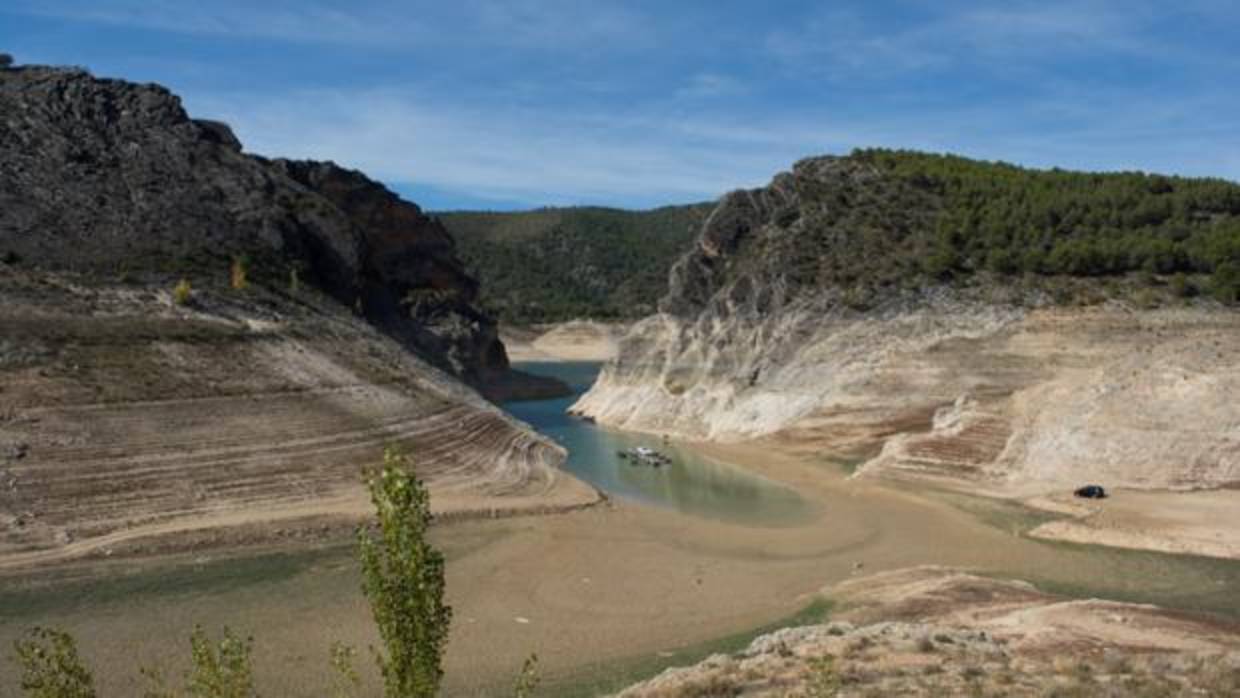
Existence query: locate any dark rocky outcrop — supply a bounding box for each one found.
[0,64,559,397]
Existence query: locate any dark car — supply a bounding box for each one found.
[1074,484,1107,499]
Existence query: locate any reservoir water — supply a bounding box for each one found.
[507,361,813,526]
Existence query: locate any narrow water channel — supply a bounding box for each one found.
[506,361,813,526]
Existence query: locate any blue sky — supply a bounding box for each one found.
[2,1,1238,210]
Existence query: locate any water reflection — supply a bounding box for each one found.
[507,361,813,526]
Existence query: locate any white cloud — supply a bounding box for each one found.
[12,1,420,46]
[28,0,1235,205]
[673,73,748,100]
[465,0,652,50]
[186,87,869,206]
[10,0,652,51]
[180,72,1240,209]
[763,2,1157,79]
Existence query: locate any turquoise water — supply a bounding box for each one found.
[507,361,814,526]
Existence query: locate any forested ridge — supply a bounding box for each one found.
[440,151,1240,325]
[721,149,1240,305]
[861,149,1240,283]
[439,204,712,324]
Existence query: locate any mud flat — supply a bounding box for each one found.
[4,432,1240,697]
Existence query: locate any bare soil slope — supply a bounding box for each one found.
[0,272,597,571]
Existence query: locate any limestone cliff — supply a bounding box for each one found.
[573,155,1240,495]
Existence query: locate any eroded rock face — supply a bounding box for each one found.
[573,157,1023,441]
[0,64,522,393]
[574,158,1240,495]
[0,270,596,571]
[272,160,510,386]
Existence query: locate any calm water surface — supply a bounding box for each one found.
[507,361,813,526]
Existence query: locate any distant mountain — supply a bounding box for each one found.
[439,204,713,324]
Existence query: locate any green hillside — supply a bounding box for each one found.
[724,150,1240,305]
[862,149,1240,281]
[439,204,712,323]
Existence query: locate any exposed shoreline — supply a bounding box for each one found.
[1025,488,1240,560]
[501,320,626,362]
[4,430,1240,697]
[4,352,1239,695]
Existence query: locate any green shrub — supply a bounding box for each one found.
[1211,261,1240,303]
[230,257,249,291]
[1169,273,1195,298]
[142,626,256,698]
[328,642,360,698]
[173,278,192,306]
[805,654,841,697]
[10,627,96,698]
[185,626,255,698]
[512,654,540,698]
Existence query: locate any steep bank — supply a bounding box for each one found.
[574,152,1240,502]
[0,64,590,570]
[0,270,598,572]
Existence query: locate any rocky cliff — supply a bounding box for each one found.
[0,63,591,570]
[573,154,1240,496]
[0,63,549,397]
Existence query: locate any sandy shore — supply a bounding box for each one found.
[1027,488,1240,560]
[6,436,1239,697]
[502,321,626,362]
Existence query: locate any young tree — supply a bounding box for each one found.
[173,278,193,306]
[328,643,361,698]
[230,257,249,291]
[142,626,256,698]
[184,627,255,698]
[11,627,96,698]
[512,654,541,698]
[359,447,451,698]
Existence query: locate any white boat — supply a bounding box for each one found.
[619,446,670,467]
